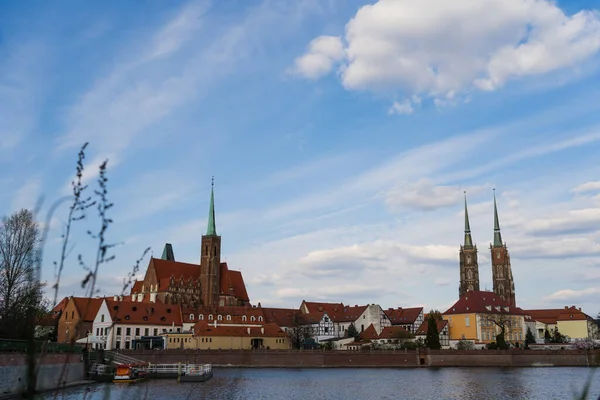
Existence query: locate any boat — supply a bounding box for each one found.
[113,364,149,383]
[179,364,213,383]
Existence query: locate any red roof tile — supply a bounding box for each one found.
[192,321,287,338]
[106,299,182,326]
[379,326,411,339]
[523,306,593,324]
[415,319,448,335]
[384,307,423,325]
[359,324,378,340]
[443,291,522,315]
[72,297,103,322]
[262,308,301,327]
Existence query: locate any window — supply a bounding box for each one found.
[115,340,121,349]
[96,328,100,335]
[258,316,263,322]
[116,327,122,336]
[126,328,131,336]
[324,327,329,333]
[226,315,231,321]
[218,315,222,321]
[125,341,130,349]
[190,314,195,321]
[153,328,158,336]
[242,316,247,321]
[465,316,470,327]
[251,316,256,321]
[209,314,213,320]
[361,324,364,332]
[135,328,140,336]
[177,328,181,333]
[71,311,74,319]
[101,314,105,322]
[145,328,149,336]
[199,315,204,321]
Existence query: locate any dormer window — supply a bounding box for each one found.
[217,315,223,321]
[486,306,492,311]
[226,315,231,321]
[242,316,247,321]
[258,316,263,322]
[190,314,195,320]
[199,314,204,320]
[209,314,213,320]
[251,316,256,321]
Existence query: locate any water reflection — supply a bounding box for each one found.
[44,367,599,400]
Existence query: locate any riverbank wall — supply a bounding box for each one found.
[123,349,600,368]
[0,353,85,397]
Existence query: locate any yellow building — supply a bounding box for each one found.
[163,332,197,350]
[189,321,289,350]
[443,291,525,344]
[525,306,598,340]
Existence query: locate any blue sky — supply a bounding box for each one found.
[2,0,600,316]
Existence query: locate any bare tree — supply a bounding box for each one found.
[0,209,42,339]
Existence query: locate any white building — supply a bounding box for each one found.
[91,298,183,350]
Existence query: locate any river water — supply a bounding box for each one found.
[45,367,599,400]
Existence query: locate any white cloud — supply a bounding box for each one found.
[544,287,600,302]
[292,35,344,79]
[294,0,600,105]
[386,179,469,211]
[388,98,415,115]
[572,181,600,193]
[11,177,41,212]
[525,208,600,235]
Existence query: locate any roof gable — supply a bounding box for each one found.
[443,291,521,315]
[384,307,423,324]
[72,297,103,322]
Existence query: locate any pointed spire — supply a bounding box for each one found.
[464,191,473,248]
[161,243,175,261]
[206,177,217,236]
[493,188,503,247]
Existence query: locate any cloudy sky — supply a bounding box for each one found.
[2,0,600,316]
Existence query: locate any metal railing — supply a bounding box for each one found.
[146,363,212,376]
[106,350,146,365]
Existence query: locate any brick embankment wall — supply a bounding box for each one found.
[126,349,420,368]
[123,349,600,368]
[0,353,84,396]
[425,349,598,367]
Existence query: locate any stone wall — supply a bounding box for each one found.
[0,353,84,396]
[124,348,600,368]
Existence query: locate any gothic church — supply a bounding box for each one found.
[459,190,516,307]
[130,181,250,309]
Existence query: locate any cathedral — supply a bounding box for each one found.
[459,190,516,307]
[130,181,250,309]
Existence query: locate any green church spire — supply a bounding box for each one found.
[493,189,503,247]
[161,243,175,261]
[464,191,473,248]
[206,177,217,236]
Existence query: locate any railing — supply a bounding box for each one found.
[146,363,212,376]
[89,363,107,375]
[106,350,147,365]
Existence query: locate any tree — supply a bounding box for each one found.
[456,339,474,350]
[347,322,359,340]
[525,327,536,348]
[289,313,310,349]
[428,310,443,321]
[483,313,511,350]
[0,209,42,339]
[551,327,568,344]
[544,328,552,343]
[425,314,441,350]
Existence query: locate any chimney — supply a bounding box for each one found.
[214,320,217,328]
[354,305,358,307]
[247,327,251,335]
[578,307,582,311]
[261,327,264,334]
[113,295,118,301]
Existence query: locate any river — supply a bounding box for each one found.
[45,367,599,399]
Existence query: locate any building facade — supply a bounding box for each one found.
[459,194,480,296]
[490,190,516,307]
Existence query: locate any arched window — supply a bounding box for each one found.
[217,315,222,321]
[205,245,208,256]
[226,315,231,321]
[214,246,217,256]
[250,316,256,322]
[189,314,195,321]
[199,314,204,320]
[242,316,247,321]
[208,314,213,320]
[467,270,473,280]
[258,316,263,322]
[468,284,474,291]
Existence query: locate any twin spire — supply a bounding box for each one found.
[463,189,503,247]
[206,176,217,236]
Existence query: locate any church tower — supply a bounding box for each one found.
[490,189,516,307]
[459,192,480,296]
[200,178,221,308]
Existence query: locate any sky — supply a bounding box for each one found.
[1,0,600,316]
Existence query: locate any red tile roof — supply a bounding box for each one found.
[415,319,448,335]
[524,306,593,324]
[443,291,522,315]
[379,326,411,339]
[301,301,369,323]
[192,321,287,338]
[359,324,379,340]
[130,281,143,294]
[384,307,423,325]
[105,299,182,326]
[262,308,301,327]
[151,258,202,282]
[72,297,103,322]
[301,301,345,315]
[222,266,249,301]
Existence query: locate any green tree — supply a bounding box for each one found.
[525,327,536,348]
[347,322,359,339]
[551,327,568,343]
[544,328,552,342]
[425,314,441,350]
[496,332,509,350]
[456,339,474,350]
[428,310,443,321]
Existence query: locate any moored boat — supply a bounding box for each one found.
[179,364,213,383]
[113,364,149,383]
